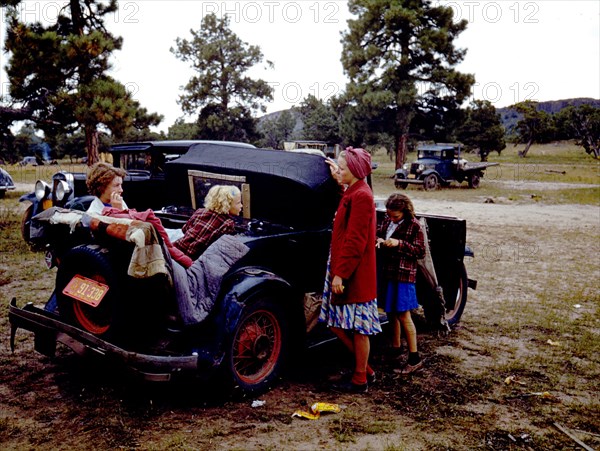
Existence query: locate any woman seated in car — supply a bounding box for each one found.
[86,162,128,215]
[173,185,243,261]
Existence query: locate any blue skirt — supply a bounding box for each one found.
[380,281,419,313]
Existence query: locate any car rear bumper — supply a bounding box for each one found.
[9,298,203,382]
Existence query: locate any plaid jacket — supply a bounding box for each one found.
[173,209,235,261]
[376,216,425,283]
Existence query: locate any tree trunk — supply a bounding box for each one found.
[395,134,408,170]
[85,125,99,166]
[518,139,533,157]
[394,106,413,170]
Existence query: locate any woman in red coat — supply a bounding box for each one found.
[319,147,382,393]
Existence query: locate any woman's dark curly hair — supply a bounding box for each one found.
[86,163,126,198]
[385,193,416,219]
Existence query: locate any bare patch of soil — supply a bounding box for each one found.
[1,195,599,450]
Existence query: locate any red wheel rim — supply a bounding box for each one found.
[232,309,282,385]
[73,274,111,335]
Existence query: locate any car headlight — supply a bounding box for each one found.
[35,180,51,201]
[417,164,425,172]
[402,163,409,170]
[55,180,72,201]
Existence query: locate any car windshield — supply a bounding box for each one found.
[418,150,443,159]
[119,152,167,174]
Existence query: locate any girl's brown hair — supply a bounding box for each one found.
[385,193,416,219]
[86,163,126,197]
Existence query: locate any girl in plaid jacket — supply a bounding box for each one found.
[376,193,426,375]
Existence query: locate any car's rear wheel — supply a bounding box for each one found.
[228,296,289,395]
[56,245,120,338]
[445,263,468,326]
[468,173,481,188]
[423,174,439,191]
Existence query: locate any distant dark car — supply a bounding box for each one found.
[19,156,40,166]
[9,143,476,395]
[19,140,255,245]
[0,167,16,198]
[395,143,499,190]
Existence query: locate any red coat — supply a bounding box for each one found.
[330,180,377,304]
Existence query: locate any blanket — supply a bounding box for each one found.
[101,207,193,268]
[172,234,250,326]
[32,207,168,279]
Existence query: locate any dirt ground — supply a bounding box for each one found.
[1,183,599,450]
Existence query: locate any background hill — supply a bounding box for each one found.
[497,97,600,133]
[259,98,600,139]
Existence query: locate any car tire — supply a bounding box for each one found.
[227,296,289,395]
[468,173,481,189]
[445,263,468,326]
[21,204,34,245]
[423,174,438,191]
[394,178,408,190]
[56,245,120,338]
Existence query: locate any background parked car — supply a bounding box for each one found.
[19,156,40,166]
[0,167,16,198]
[394,143,499,190]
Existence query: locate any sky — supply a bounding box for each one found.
[1,0,599,133]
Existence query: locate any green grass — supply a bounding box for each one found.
[4,162,88,186]
[371,141,600,205]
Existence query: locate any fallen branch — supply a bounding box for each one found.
[545,170,566,174]
[553,422,595,451]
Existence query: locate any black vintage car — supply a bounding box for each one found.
[9,143,476,395]
[0,167,16,198]
[395,143,499,190]
[19,140,255,245]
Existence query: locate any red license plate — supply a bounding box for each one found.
[62,275,109,307]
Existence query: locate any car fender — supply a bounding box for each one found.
[394,168,408,178]
[220,268,293,335]
[208,268,296,364]
[464,245,475,258]
[420,169,441,180]
[19,192,37,204]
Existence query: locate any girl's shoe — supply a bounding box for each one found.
[330,380,368,394]
[380,347,405,363]
[394,359,424,375]
[367,371,376,384]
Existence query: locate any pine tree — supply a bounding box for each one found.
[341,0,474,168]
[2,1,161,164]
[171,13,273,142]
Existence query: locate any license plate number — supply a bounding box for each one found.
[62,275,109,307]
[407,174,416,179]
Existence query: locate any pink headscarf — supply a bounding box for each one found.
[344,147,372,179]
